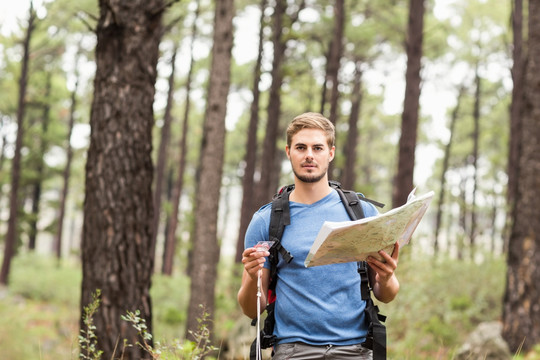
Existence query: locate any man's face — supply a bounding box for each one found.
[286,128,335,184]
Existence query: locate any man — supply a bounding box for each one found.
[238,112,400,359]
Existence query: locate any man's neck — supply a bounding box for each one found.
[290,178,332,205]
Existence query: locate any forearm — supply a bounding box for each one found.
[237,271,267,319]
[373,274,400,303]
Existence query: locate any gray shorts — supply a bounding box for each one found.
[272,342,372,360]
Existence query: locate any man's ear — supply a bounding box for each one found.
[285,145,291,159]
[329,146,335,162]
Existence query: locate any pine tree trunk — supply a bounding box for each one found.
[0,4,35,285]
[80,1,163,358]
[236,0,267,263]
[502,0,540,352]
[469,69,481,256]
[162,1,200,276]
[506,0,524,248]
[54,49,81,260]
[152,48,177,266]
[186,0,234,341]
[341,61,362,190]
[326,0,344,180]
[434,86,464,256]
[29,73,52,251]
[392,0,424,208]
[257,0,286,205]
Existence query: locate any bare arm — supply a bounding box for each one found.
[237,247,271,319]
[366,242,400,303]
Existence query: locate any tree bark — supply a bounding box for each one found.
[506,0,524,249]
[185,0,234,340]
[392,0,424,208]
[0,3,35,285]
[80,1,164,358]
[502,0,540,353]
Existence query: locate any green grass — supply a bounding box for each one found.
[0,252,536,359]
[382,255,507,359]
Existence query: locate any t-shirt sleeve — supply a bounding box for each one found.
[244,204,272,268]
[360,199,380,218]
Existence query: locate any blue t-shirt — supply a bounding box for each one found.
[244,189,379,346]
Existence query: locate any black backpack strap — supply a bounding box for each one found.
[358,261,387,360]
[330,180,385,214]
[268,186,294,285]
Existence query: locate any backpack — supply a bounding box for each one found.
[249,180,387,360]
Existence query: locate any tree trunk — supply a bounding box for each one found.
[162,0,200,276]
[392,0,424,208]
[506,0,524,249]
[341,60,362,190]
[54,48,81,260]
[256,0,286,206]
[80,1,164,358]
[28,73,52,251]
[325,0,344,180]
[469,68,481,256]
[152,47,177,266]
[502,0,540,353]
[434,85,465,256]
[236,0,267,263]
[256,0,305,205]
[185,0,234,341]
[0,3,35,285]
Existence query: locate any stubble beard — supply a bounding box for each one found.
[292,164,328,184]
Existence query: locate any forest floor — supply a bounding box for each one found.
[0,252,539,359]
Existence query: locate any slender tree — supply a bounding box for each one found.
[506,0,524,245]
[502,0,540,352]
[80,0,165,358]
[236,0,267,263]
[186,0,234,340]
[340,60,362,190]
[163,0,201,276]
[54,48,82,260]
[323,0,344,180]
[392,0,425,207]
[256,0,305,205]
[28,72,52,251]
[434,86,465,256]
[469,67,481,254]
[0,2,36,285]
[152,46,177,267]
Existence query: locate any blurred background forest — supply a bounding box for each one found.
[0,0,539,359]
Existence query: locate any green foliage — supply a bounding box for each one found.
[79,290,103,360]
[0,252,519,359]
[9,253,81,305]
[381,256,507,359]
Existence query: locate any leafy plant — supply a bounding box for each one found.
[79,289,103,360]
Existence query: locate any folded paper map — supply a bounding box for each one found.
[304,189,434,267]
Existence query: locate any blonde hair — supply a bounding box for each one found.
[286,112,335,148]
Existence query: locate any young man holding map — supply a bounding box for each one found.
[237,112,400,359]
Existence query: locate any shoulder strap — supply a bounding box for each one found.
[267,185,294,291]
